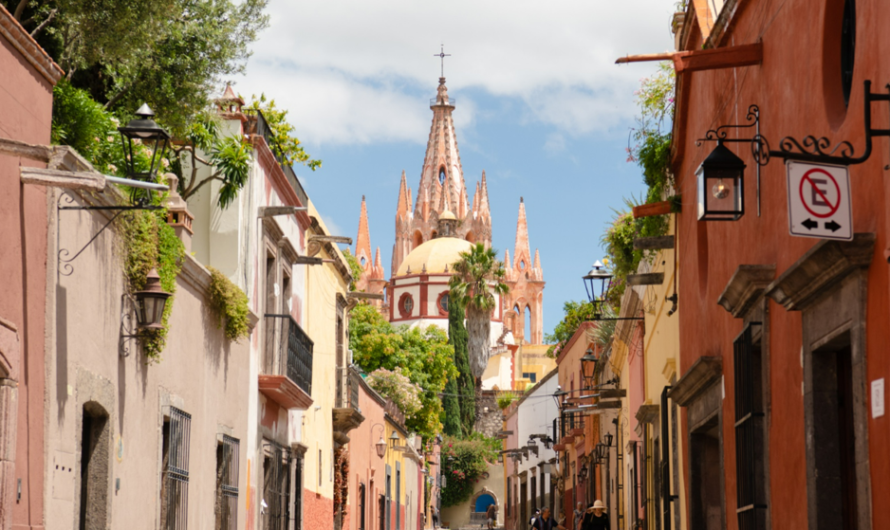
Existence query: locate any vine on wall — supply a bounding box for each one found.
[207,266,251,341]
[121,209,185,362]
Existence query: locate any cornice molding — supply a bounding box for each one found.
[669,356,722,407]
[765,234,875,311]
[717,264,776,318]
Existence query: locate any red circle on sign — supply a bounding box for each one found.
[799,168,841,218]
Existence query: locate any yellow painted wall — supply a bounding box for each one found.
[301,202,351,500]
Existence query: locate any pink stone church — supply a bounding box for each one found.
[354,76,548,386]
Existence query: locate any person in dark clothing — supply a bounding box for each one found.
[581,500,609,530]
[533,508,566,530]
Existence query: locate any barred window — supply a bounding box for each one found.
[216,435,240,530]
[263,440,291,530]
[359,483,366,530]
[161,408,191,530]
[734,323,766,530]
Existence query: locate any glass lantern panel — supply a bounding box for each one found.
[698,167,743,219]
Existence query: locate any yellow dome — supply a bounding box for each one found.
[396,237,472,276]
[439,208,457,221]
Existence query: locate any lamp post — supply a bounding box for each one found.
[583,261,612,319]
[371,424,387,458]
[696,140,746,221]
[117,104,171,205]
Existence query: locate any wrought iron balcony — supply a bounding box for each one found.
[333,367,364,438]
[260,314,314,409]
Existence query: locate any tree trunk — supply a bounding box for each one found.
[466,305,490,379]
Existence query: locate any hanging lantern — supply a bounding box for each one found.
[134,268,171,330]
[696,141,745,221]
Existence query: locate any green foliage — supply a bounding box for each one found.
[496,392,518,410]
[441,433,501,507]
[207,266,250,341]
[590,306,617,349]
[447,297,475,438]
[368,368,423,419]
[441,375,461,437]
[210,134,253,209]
[12,0,270,135]
[341,249,364,291]
[121,210,185,362]
[545,300,595,358]
[247,94,321,171]
[51,80,159,177]
[349,304,457,442]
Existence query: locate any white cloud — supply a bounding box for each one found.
[235,0,676,145]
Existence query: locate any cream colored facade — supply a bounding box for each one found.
[44,183,252,530]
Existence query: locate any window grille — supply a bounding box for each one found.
[264,440,291,530]
[734,323,765,530]
[660,387,676,530]
[162,408,191,530]
[216,435,240,530]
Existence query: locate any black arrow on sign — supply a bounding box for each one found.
[801,218,818,230]
[825,220,842,232]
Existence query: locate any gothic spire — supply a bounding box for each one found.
[513,197,530,270]
[356,195,372,268]
[415,77,466,220]
[396,171,410,221]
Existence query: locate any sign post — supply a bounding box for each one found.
[786,161,853,241]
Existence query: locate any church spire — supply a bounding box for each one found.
[513,197,530,270]
[396,171,410,221]
[356,195,372,268]
[478,171,491,219]
[415,77,465,220]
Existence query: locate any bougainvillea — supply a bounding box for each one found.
[440,433,500,507]
[366,368,423,419]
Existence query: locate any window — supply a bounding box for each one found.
[263,441,291,530]
[161,408,191,530]
[216,436,240,530]
[398,294,414,318]
[438,292,449,314]
[439,167,446,185]
[840,0,856,105]
[79,403,110,530]
[379,494,386,530]
[530,475,537,512]
[359,483,367,530]
[733,324,766,530]
[319,449,323,488]
[396,463,401,530]
[385,466,392,530]
[690,417,722,530]
[522,372,537,383]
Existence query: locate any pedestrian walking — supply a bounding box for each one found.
[581,501,609,530]
[529,509,540,530]
[533,508,566,530]
[486,503,498,529]
[573,502,584,530]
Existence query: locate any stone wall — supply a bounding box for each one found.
[474,391,501,438]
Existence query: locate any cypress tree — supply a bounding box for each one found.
[448,296,475,437]
[442,296,463,436]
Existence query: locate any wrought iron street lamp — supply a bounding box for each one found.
[553,386,568,410]
[376,436,387,458]
[604,432,613,447]
[696,141,746,221]
[583,261,612,318]
[134,268,171,330]
[389,431,401,449]
[119,104,171,180]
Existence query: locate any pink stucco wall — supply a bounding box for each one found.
[348,380,387,530]
[0,7,56,528]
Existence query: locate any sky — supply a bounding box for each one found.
[235,0,677,337]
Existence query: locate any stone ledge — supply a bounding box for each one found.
[669,356,722,407]
[716,264,776,318]
[635,404,660,425]
[765,233,875,311]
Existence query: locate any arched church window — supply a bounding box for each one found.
[398,293,414,318]
[439,167,446,185]
[360,257,366,266]
[519,261,526,270]
[437,292,449,315]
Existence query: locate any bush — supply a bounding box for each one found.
[207,267,251,341]
[367,368,423,419]
[440,433,500,507]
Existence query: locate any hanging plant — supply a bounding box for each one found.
[121,209,185,362]
[207,266,251,341]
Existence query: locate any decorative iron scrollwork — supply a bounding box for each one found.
[775,135,857,161]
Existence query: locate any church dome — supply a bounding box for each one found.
[439,208,457,221]
[396,237,472,276]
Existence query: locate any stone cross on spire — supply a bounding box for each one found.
[433,44,451,78]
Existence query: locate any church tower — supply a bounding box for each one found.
[391,77,492,275]
[504,197,545,344]
[354,196,386,297]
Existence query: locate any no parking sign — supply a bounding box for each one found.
[786,161,853,241]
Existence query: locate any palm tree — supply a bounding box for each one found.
[449,243,510,380]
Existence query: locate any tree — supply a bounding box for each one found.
[6,0,271,135]
[246,94,321,171]
[544,300,596,357]
[449,297,476,437]
[448,243,509,380]
[349,304,457,441]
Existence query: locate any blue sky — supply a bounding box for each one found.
[236,0,677,336]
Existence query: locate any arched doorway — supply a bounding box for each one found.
[475,493,495,513]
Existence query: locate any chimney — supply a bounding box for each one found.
[164,173,194,251]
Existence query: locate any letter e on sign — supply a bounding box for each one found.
[786,161,853,240]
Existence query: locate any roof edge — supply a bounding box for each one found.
[0,3,64,84]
